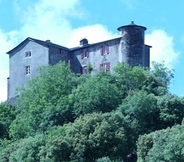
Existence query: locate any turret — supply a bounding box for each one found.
[118,21,147,66]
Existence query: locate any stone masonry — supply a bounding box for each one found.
[6,22,151,99]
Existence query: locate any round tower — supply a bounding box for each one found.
[118,21,146,66]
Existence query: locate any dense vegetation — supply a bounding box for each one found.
[0,61,184,161]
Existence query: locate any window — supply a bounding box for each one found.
[84,50,89,58]
[68,59,71,68]
[83,66,88,74]
[106,44,109,54]
[81,50,84,59]
[100,46,104,55]
[100,44,109,55]
[25,51,31,57]
[81,50,89,59]
[25,65,31,75]
[99,62,110,72]
[80,66,87,74]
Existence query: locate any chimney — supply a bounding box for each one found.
[45,40,51,43]
[80,38,88,46]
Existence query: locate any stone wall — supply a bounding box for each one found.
[7,22,151,100]
[8,41,49,99]
[49,46,69,65]
[71,38,121,74]
[119,26,145,66]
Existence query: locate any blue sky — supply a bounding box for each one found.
[0,0,183,101]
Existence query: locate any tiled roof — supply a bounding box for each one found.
[70,37,121,51]
[7,37,69,54]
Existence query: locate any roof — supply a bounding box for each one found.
[7,35,151,54]
[7,37,69,54]
[70,37,122,51]
[145,44,152,48]
[117,21,147,31]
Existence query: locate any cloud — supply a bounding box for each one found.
[14,0,81,45]
[0,0,180,102]
[0,29,17,102]
[0,0,118,101]
[69,25,118,47]
[15,0,117,46]
[145,29,180,68]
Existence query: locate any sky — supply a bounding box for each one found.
[0,0,184,101]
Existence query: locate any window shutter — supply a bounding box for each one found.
[106,62,110,72]
[81,51,84,59]
[86,50,89,58]
[106,44,109,54]
[100,46,103,55]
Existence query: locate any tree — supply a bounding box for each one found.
[113,62,170,97]
[64,112,128,161]
[2,112,132,161]
[137,123,184,162]
[151,61,174,88]
[0,103,16,139]
[157,94,184,128]
[36,125,71,162]
[10,61,79,139]
[39,112,129,161]
[1,61,179,162]
[70,72,122,117]
[113,63,148,96]
[0,135,45,162]
[118,90,160,135]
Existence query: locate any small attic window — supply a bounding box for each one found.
[25,51,31,57]
[25,65,31,75]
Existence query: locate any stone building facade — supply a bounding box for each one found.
[6,22,151,99]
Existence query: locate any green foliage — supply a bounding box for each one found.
[9,114,36,139]
[0,138,12,152]
[96,157,112,162]
[9,135,44,162]
[0,140,20,162]
[113,62,170,96]
[96,156,120,162]
[2,112,129,161]
[38,126,71,162]
[113,63,148,95]
[39,112,128,161]
[64,112,128,161]
[0,103,16,139]
[137,124,184,162]
[118,91,184,135]
[151,61,174,88]
[70,73,122,117]
[118,90,160,134]
[158,94,184,127]
[10,62,78,139]
[39,137,71,162]
[0,135,45,162]
[141,74,168,96]
[1,61,182,162]
[87,63,93,74]
[142,61,173,96]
